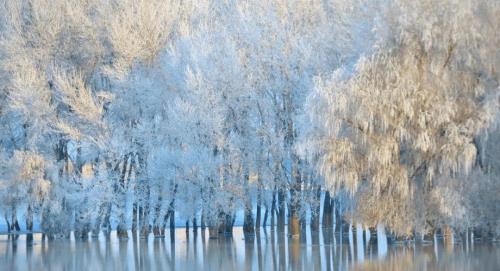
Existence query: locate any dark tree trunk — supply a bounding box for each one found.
[132,201,138,232]
[311,186,321,232]
[10,207,20,232]
[102,202,112,234]
[140,186,150,238]
[255,188,262,231]
[334,198,342,233]
[153,191,163,238]
[277,189,286,232]
[116,155,130,239]
[270,189,276,228]
[243,206,255,235]
[201,208,206,230]
[322,191,333,229]
[26,205,33,232]
[262,206,269,227]
[4,215,11,233]
[192,217,198,232]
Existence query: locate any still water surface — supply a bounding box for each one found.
[0,227,499,271]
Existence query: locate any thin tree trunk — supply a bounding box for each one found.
[311,186,321,232]
[201,208,206,230]
[116,155,130,239]
[132,201,138,232]
[270,189,276,229]
[288,156,302,237]
[322,191,333,229]
[192,217,198,232]
[255,187,262,232]
[140,186,150,238]
[277,189,286,232]
[4,215,11,233]
[262,206,269,227]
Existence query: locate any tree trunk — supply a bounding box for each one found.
[288,155,302,237]
[10,207,20,232]
[116,155,130,239]
[26,204,33,232]
[270,189,276,228]
[262,206,269,228]
[102,202,112,234]
[334,198,343,233]
[4,215,11,233]
[322,191,333,229]
[243,205,255,235]
[192,217,198,232]
[201,208,206,230]
[255,188,262,231]
[140,185,151,238]
[288,206,300,237]
[153,192,163,238]
[26,204,34,243]
[288,183,301,237]
[311,186,321,231]
[75,198,90,239]
[443,225,454,251]
[209,226,218,239]
[132,201,138,232]
[277,189,286,232]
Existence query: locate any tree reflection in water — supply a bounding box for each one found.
[0,227,499,271]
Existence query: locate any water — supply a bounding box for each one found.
[0,227,499,271]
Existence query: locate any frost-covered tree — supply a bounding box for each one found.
[304,0,500,236]
[1,0,498,242]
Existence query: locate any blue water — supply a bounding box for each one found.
[0,227,498,271]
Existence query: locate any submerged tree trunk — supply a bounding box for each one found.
[26,204,33,232]
[201,208,206,230]
[262,205,269,228]
[74,198,90,239]
[322,191,333,229]
[102,202,112,234]
[152,190,163,238]
[311,186,321,231]
[4,215,11,233]
[92,202,107,237]
[270,189,276,229]
[192,217,198,233]
[288,155,302,237]
[243,205,255,235]
[26,204,33,243]
[334,198,343,233]
[10,207,20,232]
[132,201,138,232]
[288,202,300,237]
[116,155,130,239]
[443,225,454,251]
[140,185,150,238]
[277,189,286,232]
[255,187,262,231]
[243,172,255,235]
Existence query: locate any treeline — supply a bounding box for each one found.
[0,0,499,242]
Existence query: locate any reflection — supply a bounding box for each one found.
[289,235,300,269]
[376,224,388,259]
[0,227,498,271]
[356,223,365,263]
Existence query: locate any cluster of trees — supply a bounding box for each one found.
[0,0,498,242]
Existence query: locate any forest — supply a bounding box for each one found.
[0,0,499,244]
